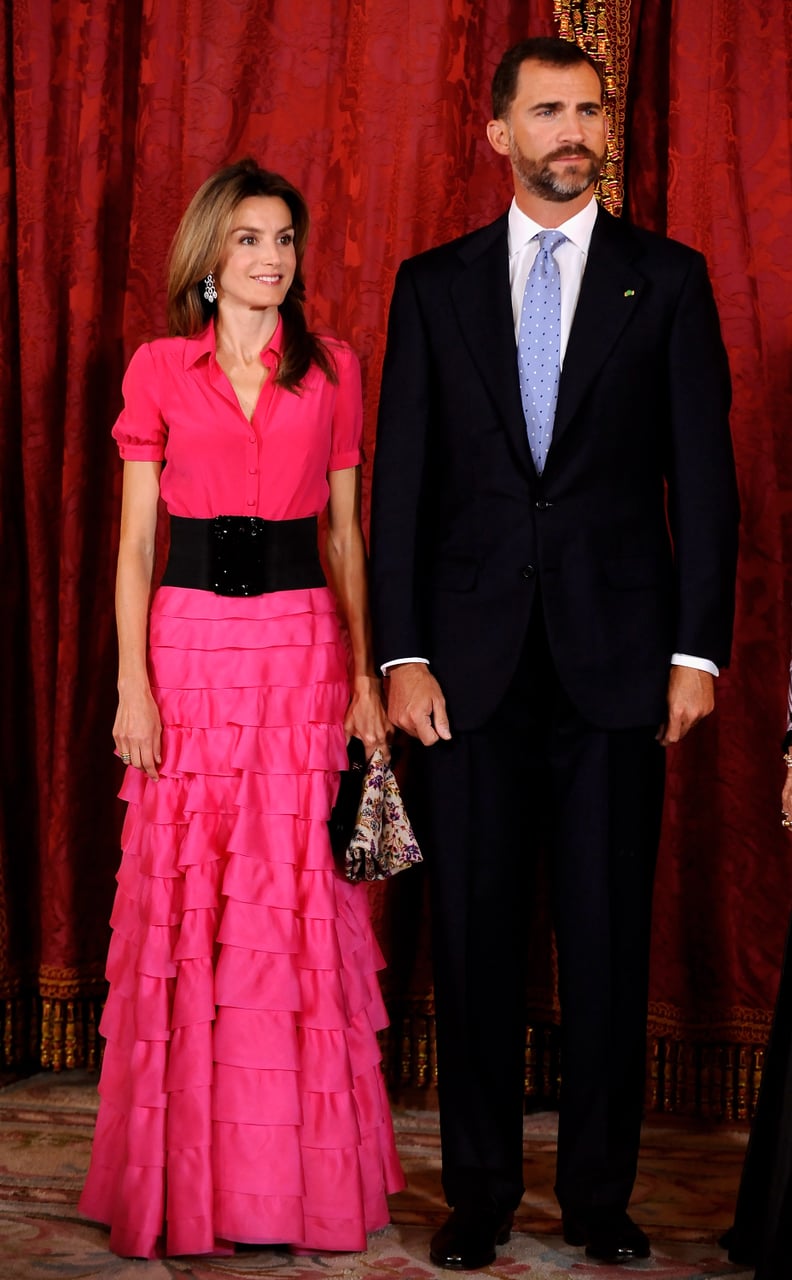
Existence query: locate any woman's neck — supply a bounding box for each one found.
[214,303,279,364]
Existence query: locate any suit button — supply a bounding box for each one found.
[521,565,536,579]
[535,500,553,510]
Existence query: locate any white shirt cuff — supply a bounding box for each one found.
[383,654,719,678]
[671,653,719,677]
[381,656,430,674]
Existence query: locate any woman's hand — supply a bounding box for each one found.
[344,675,392,761]
[114,461,162,780]
[325,467,392,762]
[114,682,162,780]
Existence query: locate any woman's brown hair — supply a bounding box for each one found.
[167,158,336,391]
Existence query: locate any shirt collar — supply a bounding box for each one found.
[183,315,285,369]
[507,195,598,258]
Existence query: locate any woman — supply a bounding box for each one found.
[79,158,405,1258]
[721,713,792,1277]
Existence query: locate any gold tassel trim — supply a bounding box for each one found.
[39,996,102,1072]
[0,993,102,1073]
[553,0,631,216]
[384,1002,770,1121]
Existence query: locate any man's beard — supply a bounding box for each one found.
[509,137,604,202]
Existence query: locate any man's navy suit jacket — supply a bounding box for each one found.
[370,205,740,732]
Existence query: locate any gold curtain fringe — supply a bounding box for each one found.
[648,1000,774,1044]
[383,1006,769,1122]
[38,963,106,1000]
[647,1037,767,1121]
[1,994,102,1073]
[39,996,101,1072]
[553,0,631,216]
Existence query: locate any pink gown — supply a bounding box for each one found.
[79,321,405,1258]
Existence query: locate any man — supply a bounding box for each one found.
[370,36,739,1270]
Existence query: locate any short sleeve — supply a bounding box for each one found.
[112,343,167,461]
[327,342,363,471]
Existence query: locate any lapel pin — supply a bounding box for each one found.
[624,289,635,297]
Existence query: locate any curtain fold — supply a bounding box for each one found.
[3,0,791,1114]
[2,0,555,1070]
[627,0,792,1043]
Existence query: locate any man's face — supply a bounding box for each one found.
[502,59,607,203]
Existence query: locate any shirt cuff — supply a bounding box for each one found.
[381,656,430,674]
[671,653,719,677]
[327,448,363,471]
[115,442,166,462]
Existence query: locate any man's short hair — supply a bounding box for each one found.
[491,37,604,120]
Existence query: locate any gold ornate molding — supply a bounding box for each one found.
[553,0,631,215]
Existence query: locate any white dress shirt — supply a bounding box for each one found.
[508,196,597,363]
[382,196,717,678]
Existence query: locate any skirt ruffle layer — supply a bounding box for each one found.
[79,586,405,1258]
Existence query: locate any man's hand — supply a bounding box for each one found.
[385,663,452,746]
[782,768,792,826]
[657,666,715,747]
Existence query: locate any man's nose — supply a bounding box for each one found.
[558,111,586,141]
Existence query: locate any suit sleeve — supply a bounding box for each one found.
[370,262,433,669]
[665,251,739,668]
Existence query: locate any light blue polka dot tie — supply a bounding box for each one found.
[518,230,567,474]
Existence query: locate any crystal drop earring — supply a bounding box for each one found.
[203,272,218,303]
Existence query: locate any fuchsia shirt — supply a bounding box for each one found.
[112,319,363,520]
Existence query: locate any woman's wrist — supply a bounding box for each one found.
[118,672,152,695]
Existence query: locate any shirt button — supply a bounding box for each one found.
[521,565,536,579]
[248,435,256,444]
[248,467,257,475]
[247,498,255,506]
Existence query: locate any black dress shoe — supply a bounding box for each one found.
[562,1211,650,1264]
[429,1206,514,1270]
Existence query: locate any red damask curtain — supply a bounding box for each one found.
[625,0,792,1114]
[0,0,555,1070]
[2,0,791,1115]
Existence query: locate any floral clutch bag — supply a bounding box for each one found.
[328,739,423,883]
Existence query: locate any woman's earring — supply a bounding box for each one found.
[203,272,218,303]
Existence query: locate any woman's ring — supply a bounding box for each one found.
[120,753,131,762]
[782,811,792,830]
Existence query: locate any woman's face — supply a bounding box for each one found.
[215,195,297,312]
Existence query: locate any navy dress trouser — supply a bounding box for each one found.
[419,605,665,1216]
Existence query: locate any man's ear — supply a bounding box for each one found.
[486,118,511,157]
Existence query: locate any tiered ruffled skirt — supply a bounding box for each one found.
[79,585,405,1258]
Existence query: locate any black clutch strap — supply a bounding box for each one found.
[161,514,326,596]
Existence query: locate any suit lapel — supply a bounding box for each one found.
[552,207,646,450]
[446,207,648,478]
[449,217,535,478]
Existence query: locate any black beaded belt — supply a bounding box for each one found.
[162,515,326,597]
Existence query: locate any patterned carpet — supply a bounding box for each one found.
[0,1073,754,1279]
